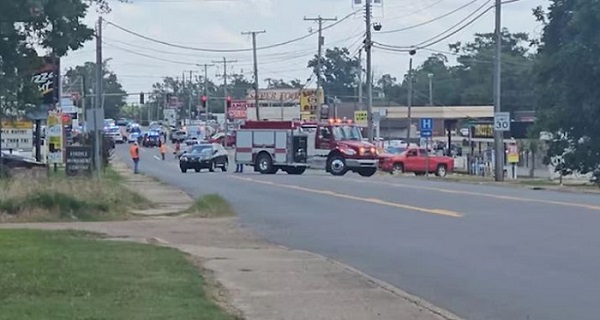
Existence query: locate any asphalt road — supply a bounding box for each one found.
[117,143,600,320]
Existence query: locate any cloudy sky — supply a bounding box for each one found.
[63,0,546,102]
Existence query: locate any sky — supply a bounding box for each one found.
[62,0,547,103]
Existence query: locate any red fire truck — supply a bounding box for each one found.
[235,119,379,176]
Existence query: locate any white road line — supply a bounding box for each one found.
[153,155,161,161]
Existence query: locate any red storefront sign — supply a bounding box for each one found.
[228,100,247,119]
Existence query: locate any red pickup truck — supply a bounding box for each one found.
[379,147,454,177]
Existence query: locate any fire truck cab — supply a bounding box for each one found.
[235,119,379,177]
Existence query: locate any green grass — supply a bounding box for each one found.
[0,229,235,320]
[0,166,152,222]
[180,194,236,218]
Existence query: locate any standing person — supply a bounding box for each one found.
[235,148,243,173]
[159,140,167,160]
[130,142,140,174]
[174,141,181,159]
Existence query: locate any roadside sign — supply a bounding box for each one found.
[228,100,247,120]
[0,120,33,150]
[420,118,433,138]
[494,112,510,131]
[507,144,519,163]
[354,111,368,126]
[47,111,64,163]
[65,146,93,177]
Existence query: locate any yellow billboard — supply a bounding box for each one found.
[1,120,33,130]
[299,88,324,120]
[354,111,368,126]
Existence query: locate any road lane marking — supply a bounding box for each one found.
[339,177,600,212]
[230,176,463,218]
[153,155,161,161]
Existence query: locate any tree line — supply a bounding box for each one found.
[2,0,600,176]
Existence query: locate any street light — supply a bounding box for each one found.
[407,49,416,140]
[427,73,434,106]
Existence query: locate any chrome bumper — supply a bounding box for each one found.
[345,159,379,168]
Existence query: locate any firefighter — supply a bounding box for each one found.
[130,141,140,174]
[159,140,167,160]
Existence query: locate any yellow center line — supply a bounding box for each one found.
[230,176,463,218]
[340,177,600,212]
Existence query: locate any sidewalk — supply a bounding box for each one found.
[2,158,462,320]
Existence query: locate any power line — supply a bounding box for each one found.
[378,0,481,34]
[374,0,493,50]
[103,10,358,53]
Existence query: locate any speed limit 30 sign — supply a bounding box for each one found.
[494,112,511,131]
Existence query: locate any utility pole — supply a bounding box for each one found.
[196,63,214,123]
[493,0,504,181]
[304,15,337,118]
[94,16,103,178]
[407,50,416,140]
[357,49,363,110]
[242,30,266,120]
[364,0,374,143]
[213,57,237,130]
[428,73,434,106]
[183,70,200,122]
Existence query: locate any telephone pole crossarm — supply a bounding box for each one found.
[241,30,266,121]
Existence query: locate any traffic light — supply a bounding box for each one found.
[201,96,207,110]
[139,92,145,104]
[226,96,231,110]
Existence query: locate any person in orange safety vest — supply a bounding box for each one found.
[130,142,140,174]
[159,140,167,160]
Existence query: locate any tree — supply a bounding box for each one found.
[534,0,600,179]
[147,73,255,121]
[63,61,127,119]
[307,47,360,100]
[410,54,460,106]
[264,78,303,89]
[0,0,122,112]
[448,29,536,111]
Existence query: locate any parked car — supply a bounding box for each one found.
[142,132,161,147]
[170,130,187,143]
[105,126,124,144]
[128,132,140,144]
[179,143,229,173]
[379,147,454,176]
[208,131,236,146]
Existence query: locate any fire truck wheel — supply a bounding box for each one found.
[357,167,377,177]
[256,152,274,174]
[327,155,348,176]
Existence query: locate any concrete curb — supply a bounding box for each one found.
[398,174,600,195]
[273,246,464,320]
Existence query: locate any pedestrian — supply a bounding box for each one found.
[159,140,166,160]
[130,141,140,174]
[235,148,243,173]
[174,141,181,159]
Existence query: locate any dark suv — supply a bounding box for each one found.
[179,143,229,173]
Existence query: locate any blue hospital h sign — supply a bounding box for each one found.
[420,118,433,131]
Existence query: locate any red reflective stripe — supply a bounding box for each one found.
[275,148,286,153]
[253,144,275,148]
[237,147,252,153]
